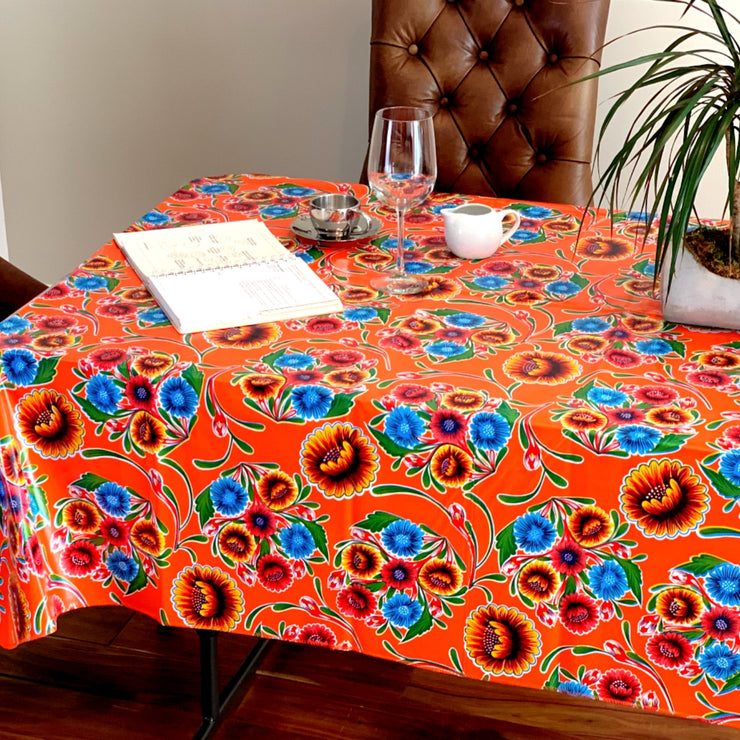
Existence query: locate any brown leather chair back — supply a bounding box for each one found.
[0,257,46,320]
[368,0,610,205]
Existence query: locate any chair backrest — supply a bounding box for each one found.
[0,257,46,320]
[368,0,610,205]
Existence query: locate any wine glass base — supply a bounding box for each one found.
[371,271,427,296]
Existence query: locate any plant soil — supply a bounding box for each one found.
[684,226,740,279]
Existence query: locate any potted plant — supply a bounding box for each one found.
[587,0,740,330]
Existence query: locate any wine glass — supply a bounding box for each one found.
[367,106,437,295]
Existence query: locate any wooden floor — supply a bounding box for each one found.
[1,606,739,740]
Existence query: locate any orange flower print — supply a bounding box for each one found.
[517,560,561,602]
[464,604,541,676]
[119,287,154,304]
[132,352,174,378]
[301,422,379,499]
[340,286,378,303]
[8,576,31,642]
[1,439,31,486]
[413,276,459,301]
[622,316,663,334]
[171,564,244,630]
[397,316,443,334]
[430,444,473,488]
[472,328,517,347]
[504,351,580,385]
[218,522,257,563]
[697,351,740,369]
[62,500,101,534]
[130,519,165,556]
[443,389,485,411]
[129,411,168,454]
[31,333,75,352]
[326,368,370,387]
[655,587,704,625]
[644,407,693,428]
[522,266,560,281]
[620,459,708,538]
[568,335,609,354]
[256,470,299,511]
[239,373,284,401]
[83,255,116,271]
[575,236,633,260]
[419,558,463,596]
[560,408,608,432]
[16,389,84,458]
[569,505,614,547]
[341,543,383,579]
[505,289,545,305]
[206,323,281,349]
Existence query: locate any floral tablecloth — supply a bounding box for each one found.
[2,174,740,726]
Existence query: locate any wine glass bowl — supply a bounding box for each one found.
[367,106,437,295]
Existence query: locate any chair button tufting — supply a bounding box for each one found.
[469,148,481,160]
[439,96,450,108]
[548,53,559,64]
[408,44,419,56]
[508,103,518,114]
[536,153,548,164]
[479,50,489,62]
[514,0,525,6]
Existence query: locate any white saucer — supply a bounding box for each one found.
[290,214,382,244]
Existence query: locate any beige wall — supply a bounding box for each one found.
[0,0,728,284]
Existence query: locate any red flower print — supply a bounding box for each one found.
[645,631,693,669]
[381,558,419,591]
[559,592,599,634]
[336,584,378,619]
[256,553,294,592]
[701,606,740,641]
[297,623,337,648]
[99,517,130,547]
[244,503,278,538]
[61,540,101,577]
[597,669,642,704]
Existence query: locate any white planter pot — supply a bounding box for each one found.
[661,246,740,331]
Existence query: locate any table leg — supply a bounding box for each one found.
[192,631,271,740]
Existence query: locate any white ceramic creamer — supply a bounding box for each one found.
[442,204,521,259]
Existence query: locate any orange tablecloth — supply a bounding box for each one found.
[2,174,740,725]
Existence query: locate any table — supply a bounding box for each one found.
[2,174,740,728]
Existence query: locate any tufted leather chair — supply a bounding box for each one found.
[0,257,46,320]
[367,0,610,206]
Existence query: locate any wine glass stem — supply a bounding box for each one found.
[395,205,406,273]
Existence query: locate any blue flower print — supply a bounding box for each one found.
[343,307,378,322]
[142,211,170,226]
[634,339,673,356]
[159,376,198,418]
[95,482,131,517]
[210,477,248,516]
[384,406,424,448]
[260,205,294,218]
[86,374,121,415]
[511,229,538,242]
[625,211,650,222]
[427,342,466,359]
[513,512,557,553]
[433,203,457,215]
[291,385,334,420]
[719,450,740,486]
[382,593,422,628]
[295,252,314,264]
[382,237,415,252]
[473,275,509,290]
[644,263,655,277]
[1,349,38,385]
[404,261,432,273]
[615,424,661,454]
[699,643,740,681]
[588,560,628,601]
[199,183,230,194]
[705,563,740,606]
[546,281,581,297]
[139,307,168,324]
[381,519,423,557]
[279,523,315,560]
[274,353,314,369]
[282,186,315,197]
[469,411,510,451]
[587,386,628,407]
[72,275,107,291]
[0,316,31,335]
[106,550,139,582]
[557,681,594,698]
[520,206,554,219]
[572,317,610,333]
[445,312,486,328]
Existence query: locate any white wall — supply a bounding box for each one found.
[0,0,728,284]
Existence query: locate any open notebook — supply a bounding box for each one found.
[114,220,342,334]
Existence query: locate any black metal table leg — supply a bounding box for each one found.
[192,631,271,740]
